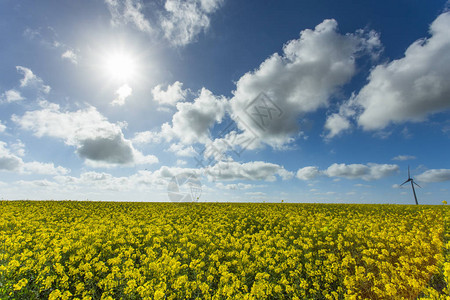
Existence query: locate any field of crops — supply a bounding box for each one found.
[0,201,449,299]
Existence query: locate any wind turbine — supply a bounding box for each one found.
[400,166,421,205]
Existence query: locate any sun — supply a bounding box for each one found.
[103,51,137,82]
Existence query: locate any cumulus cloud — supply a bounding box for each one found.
[61,50,78,64]
[1,89,24,103]
[104,0,224,46]
[416,169,450,182]
[325,163,398,181]
[161,0,223,46]
[215,182,254,190]
[324,113,351,139]
[325,163,372,179]
[204,160,293,182]
[392,155,416,161]
[176,159,187,165]
[230,19,381,148]
[331,12,450,137]
[76,135,134,164]
[168,143,197,157]
[0,122,5,133]
[111,84,132,106]
[296,166,321,180]
[163,88,228,144]
[0,142,22,172]
[105,0,153,33]
[16,66,51,93]
[0,141,68,174]
[23,27,79,65]
[132,130,163,144]
[22,161,70,175]
[296,163,399,181]
[152,81,187,106]
[1,67,50,103]
[155,165,203,179]
[245,191,265,196]
[16,179,58,188]
[55,171,134,192]
[17,66,37,87]
[53,166,203,194]
[12,101,158,167]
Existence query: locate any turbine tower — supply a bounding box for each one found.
[400,166,421,205]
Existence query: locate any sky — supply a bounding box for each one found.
[1,0,449,204]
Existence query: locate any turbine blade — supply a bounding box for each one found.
[408,166,410,179]
[400,180,409,186]
[413,181,421,188]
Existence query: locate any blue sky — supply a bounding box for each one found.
[1,0,449,204]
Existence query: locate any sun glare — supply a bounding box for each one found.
[103,51,136,82]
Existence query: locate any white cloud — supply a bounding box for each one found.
[296,163,398,181]
[132,130,163,144]
[215,182,254,190]
[334,12,450,135]
[104,0,223,46]
[22,162,69,175]
[16,179,58,188]
[156,106,173,113]
[4,166,210,200]
[416,169,450,182]
[325,163,370,179]
[230,19,381,148]
[61,50,78,64]
[111,84,133,106]
[164,88,228,144]
[168,143,197,157]
[245,191,265,196]
[392,155,416,161]
[9,140,25,157]
[373,130,393,140]
[176,159,187,166]
[12,101,158,167]
[54,166,202,194]
[204,160,293,182]
[0,122,5,133]
[324,113,351,139]
[55,171,133,192]
[325,163,398,181]
[1,89,24,103]
[0,141,68,175]
[105,0,152,33]
[152,81,187,106]
[1,67,50,103]
[323,99,357,139]
[81,171,113,181]
[16,66,51,94]
[23,27,78,65]
[17,66,37,87]
[296,166,321,180]
[158,165,201,177]
[0,141,22,172]
[277,168,294,180]
[23,28,41,40]
[161,0,223,46]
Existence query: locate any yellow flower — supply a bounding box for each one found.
[0,200,447,299]
[49,289,62,300]
[13,278,28,291]
[154,290,165,300]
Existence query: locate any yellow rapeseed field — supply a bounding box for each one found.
[0,201,448,299]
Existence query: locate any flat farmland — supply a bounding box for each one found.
[0,201,448,299]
